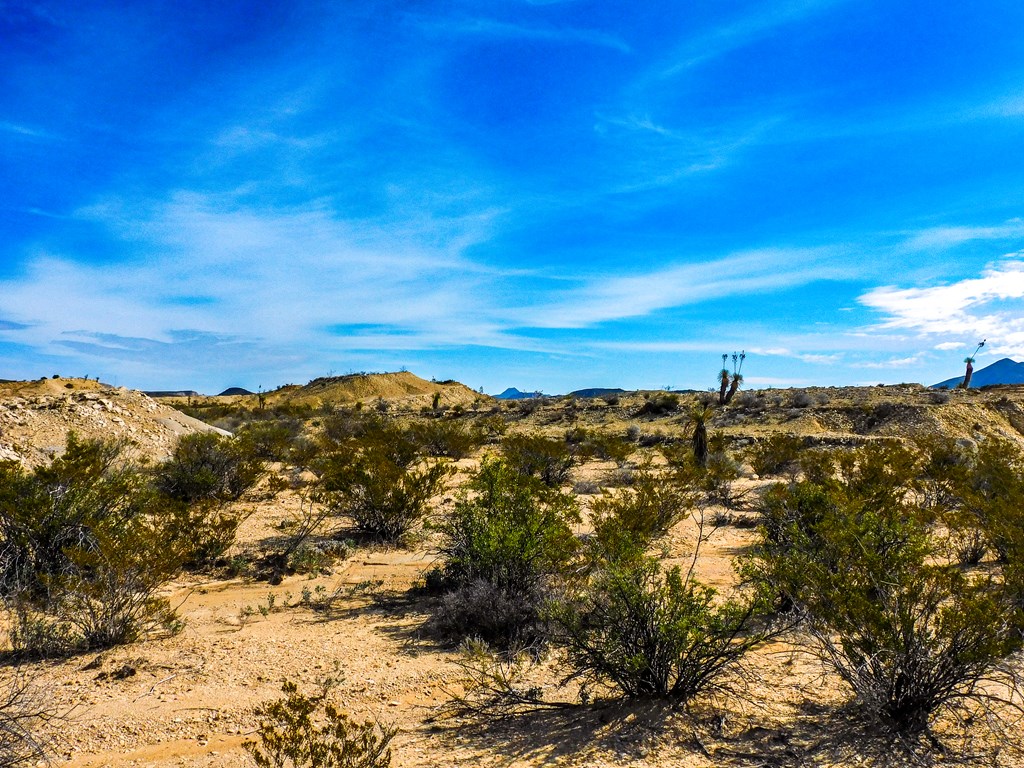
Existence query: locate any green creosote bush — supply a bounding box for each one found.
[154,432,264,504]
[316,440,451,544]
[0,435,191,656]
[588,464,695,562]
[751,441,1024,735]
[563,427,633,466]
[551,551,772,701]
[406,419,485,460]
[236,420,304,463]
[245,679,395,768]
[428,458,580,649]
[500,433,575,487]
[747,432,805,477]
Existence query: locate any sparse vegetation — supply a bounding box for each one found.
[245,679,395,768]
[500,433,575,487]
[751,441,1024,734]
[0,436,190,656]
[155,431,264,503]
[428,459,579,649]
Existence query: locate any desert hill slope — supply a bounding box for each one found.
[209,371,487,410]
[0,377,228,467]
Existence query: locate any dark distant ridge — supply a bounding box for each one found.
[569,387,625,398]
[217,387,253,396]
[145,390,201,398]
[933,358,1024,389]
[494,387,544,400]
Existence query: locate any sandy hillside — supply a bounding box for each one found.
[0,377,227,467]
[171,372,488,412]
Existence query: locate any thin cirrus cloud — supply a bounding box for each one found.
[518,246,857,329]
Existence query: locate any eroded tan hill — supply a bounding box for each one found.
[186,371,488,411]
[0,377,227,466]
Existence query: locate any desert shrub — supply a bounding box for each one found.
[501,433,575,487]
[245,679,394,768]
[662,441,741,508]
[563,428,633,465]
[428,459,580,648]
[733,390,765,412]
[316,442,451,544]
[0,436,189,656]
[0,671,57,767]
[474,414,508,442]
[588,466,694,560]
[789,390,814,408]
[747,433,804,477]
[167,500,251,570]
[407,420,485,459]
[751,442,1024,734]
[552,551,770,701]
[572,480,600,495]
[154,432,264,503]
[958,439,1024,564]
[634,393,679,417]
[236,420,303,462]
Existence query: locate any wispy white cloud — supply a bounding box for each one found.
[0,121,58,140]
[858,355,925,369]
[899,220,1024,251]
[519,246,857,329]
[658,0,847,77]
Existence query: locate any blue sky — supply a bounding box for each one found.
[3,1,1024,394]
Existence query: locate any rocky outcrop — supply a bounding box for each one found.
[0,385,227,467]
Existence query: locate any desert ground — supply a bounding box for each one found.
[4,374,1024,767]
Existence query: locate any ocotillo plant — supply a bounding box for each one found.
[960,340,985,389]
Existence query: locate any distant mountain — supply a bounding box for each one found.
[217,387,253,396]
[145,390,200,398]
[569,387,625,398]
[933,358,1024,389]
[494,387,544,400]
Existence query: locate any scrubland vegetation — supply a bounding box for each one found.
[4,383,1024,765]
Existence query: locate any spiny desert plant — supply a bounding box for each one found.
[685,399,715,467]
[245,679,394,768]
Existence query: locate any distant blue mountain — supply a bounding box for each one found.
[494,387,544,400]
[933,358,1024,388]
